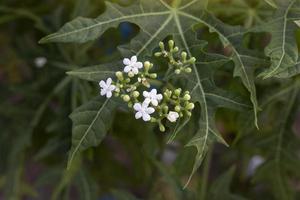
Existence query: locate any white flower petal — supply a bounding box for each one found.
[123,58,131,65]
[109,85,116,91]
[150,89,157,95]
[133,103,142,111]
[132,67,139,74]
[131,55,137,63]
[124,66,132,73]
[106,78,112,85]
[135,62,143,69]
[100,89,106,96]
[146,107,155,114]
[157,94,163,101]
[142,113,151,121]
[99,80,106,88]
[106,91,112,98]
[135,112,142,119]
[143,91,149,98]
[142,100,150,107]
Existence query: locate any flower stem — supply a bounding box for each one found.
[199,144,213,200]
[172,0,181,8]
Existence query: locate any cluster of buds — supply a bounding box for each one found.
[154,40,196,74]
[98,41,195,132]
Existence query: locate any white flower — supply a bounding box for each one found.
[123,55,143,75]
[143,89,163,106]
[99,78,116,98]
[167,111,179,122]
[133,101,155,121]
[34,57,47,68]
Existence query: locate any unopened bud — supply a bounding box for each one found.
[186,111,192,117]
[155,52,162,57]
[159,124,166,132]
[190,57,196,63]
[132,91,140,98]
[159,41,164,50]
[181,52,187,61]
[115,88,120,93]
[123,95,130,102]
[183,94,191,101]
[185,67,192,73]
[186,103,195,110]
[175,106,181,112]
[163,105,169,113]
[149,73,157,79]
[151,117,157,123]
[175,69,181,74]
[173,47,179,52]
[174,88,182,96]
[128,72,134,78]
[115,71,123,81]
[168,40,174,49]
[144,61,151,71]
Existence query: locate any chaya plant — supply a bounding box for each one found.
[39,0,300,189]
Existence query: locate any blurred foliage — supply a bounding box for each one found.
[0,0,300,200]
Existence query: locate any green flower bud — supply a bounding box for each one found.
[125,78,130,83]
[132,91,140,98]
[168,40,174,49]
[115,88,120,93]
[175,106,181,112]
[189,57,196,63]
[174,88,182,96]
[159,41,164,50]
[149,73,157,79]
[115,71,123,81]
[179,112,184,117]
[144,61,151,71]
[186,103,195,110]
[186,111,192,117]
[181,51,187,61]
[123,95,130,102]
[155,52,162,57]
[151,117,157,123]
[163,105,169,113]
[128,102,133,108]
[175,69,181,74]
[185,67,192,73]
[173,47,179,52]
[128,72,134,78]
[183,94,191,101]
[159,124,166,132]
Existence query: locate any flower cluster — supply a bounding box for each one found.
[99,40,195,132]
[154,40,196,75]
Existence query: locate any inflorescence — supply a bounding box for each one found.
[99,40,196,132]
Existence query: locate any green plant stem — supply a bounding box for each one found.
[199,144,213,200]
[172,0,182,8]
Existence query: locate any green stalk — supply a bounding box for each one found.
[199,145,214,200]
[172,0,182,8]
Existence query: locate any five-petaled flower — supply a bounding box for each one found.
[99,78,116,98]
[167,111,179,122]
[123,55,143,75]
[143,89,163,106]
[133,101,155,121]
